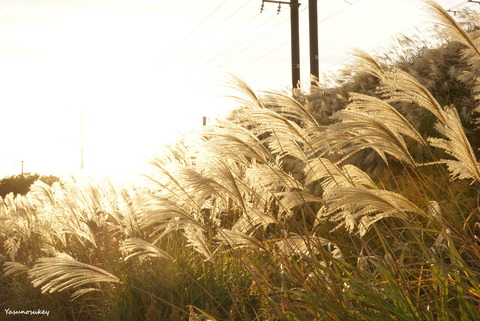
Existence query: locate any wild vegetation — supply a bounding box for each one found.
[1,2,479,320]
[0,173,60,199]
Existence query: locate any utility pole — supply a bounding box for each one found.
[290,0,300,91]
[261,0,301,91]
[14,159,24,175]
[309,0,319,85]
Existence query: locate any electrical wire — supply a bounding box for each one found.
[234,0,360,73]
[449,0,469,10]
[189,10,290,75]
[324,21,431,71]
[185,8,269,68]
[211,4,309,70]
[154,0,228,65]
[161,0,254,68]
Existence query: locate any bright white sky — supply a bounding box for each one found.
[0,0,475,182]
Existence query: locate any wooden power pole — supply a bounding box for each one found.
[308,0,319,84]
[261,0,301,91]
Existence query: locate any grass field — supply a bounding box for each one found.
[1,2,480,320]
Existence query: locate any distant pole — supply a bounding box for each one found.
[14,159,24,175]
[308,0,319,86]
[290,0,301,91]
[80,111,84,170]
[202,116,207,126]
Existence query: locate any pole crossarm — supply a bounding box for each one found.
[259,0,302,93]
[262,1,297,5]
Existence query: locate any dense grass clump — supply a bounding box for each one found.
[1,2,480,320]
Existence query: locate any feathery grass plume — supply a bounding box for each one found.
[233,105,313,161]
[426,1,480,106]
[275,235,330,257]
[140,197,203,239]
[3,261,29,276]
[29,252,121,299]
[378,67,448,125]
[262,90,319,128]
[147,160,214,211]
[428,105,480,182]
[321,188,425,236]
[120,237,172,262]
[0,193,53,264]
[350,49,387,80]
[215,228,263,249]
[231,206,276,234]
[202,158,249,211]
[227,82,316,162]
[348,93,426,145]
[245,162,305,194]
[305,157,375,192]
[184,225,214,261]
[226,75,264,109]
[206,120,275,165]
[3,237,19,262]
[326,93,426,167]
[28,178,130,248]
[426,0,480,56]
[275,189,323,213]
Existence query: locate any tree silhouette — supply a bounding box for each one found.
[0,173,60,198]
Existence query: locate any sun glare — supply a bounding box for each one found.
[0,0,461,181]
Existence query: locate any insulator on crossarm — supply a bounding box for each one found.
[277,3,281,14]
[260,1,264,13]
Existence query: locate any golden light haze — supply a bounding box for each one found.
[0,0,471,180]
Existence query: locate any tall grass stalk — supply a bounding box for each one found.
[0,1,479,320]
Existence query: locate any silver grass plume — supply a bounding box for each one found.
[29,252,121,300]
[231,206,276,234]
[275,234,330,257]
[262,91,319,128]
[350,49,387,80]
[327,93,426,167]
[377,68,448,125]
[184,226,214,261]
[304,157,375,192]
[226,75,264,109]
[215,228,263,249]
[428,105,480,182]
[233,105,312,161]
[3,261,29,276]
[426,0,480,55]
[120,238,172,262]
[140,197,203,239]
[206,120,275,165]
[321,188,425,236]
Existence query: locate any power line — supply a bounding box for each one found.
[185,8,270,69]
[447,0,469,14]
[234,0,359,73]
[324,20,432,72]
[176,8,291,84]
[161,0,253,68]
[154,0,228,65]
[217,5,308,67]
[191,10,290,74]
[148,0,360,93]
